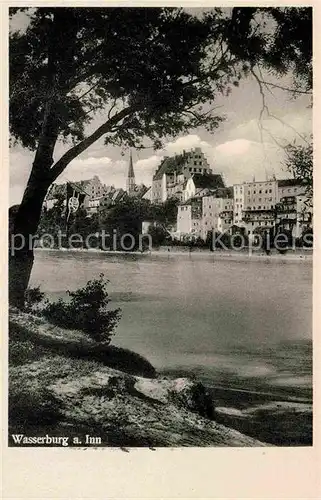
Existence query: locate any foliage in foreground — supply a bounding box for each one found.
[26,274,122,344]
[284,139,313,206]
[9,380,63,429]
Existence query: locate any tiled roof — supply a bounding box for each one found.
[191,173,225,190]
[179,197,202,207]
[277,178,303,187]
[153,153,189,180]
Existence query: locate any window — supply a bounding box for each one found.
[259,190,262,194]
[258,198,262,202]
[248,230,251,234]
[258,206,261,209]
[269,189,272,193]
[194,161,197,166]
[254,190,256,194]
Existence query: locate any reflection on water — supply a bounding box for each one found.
[30,250,312,399]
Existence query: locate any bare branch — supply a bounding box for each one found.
[257,80,312,95]
[251,67,310,148]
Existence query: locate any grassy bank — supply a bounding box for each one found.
[8,308,312,447]
[8,308,268,447]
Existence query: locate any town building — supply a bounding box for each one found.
[126,151,136,195]
[44,175,109,213]
[232,177,312,240]
[151,147,213,203]
[240,179,278,237]
[99,188,127,210]
[142,186,152,201]
[184,173,225,201]
[276,179,312,238]
[201,196,233,240]
[233,183,245,227]
[177,197,203,238]
[129,184,150,199]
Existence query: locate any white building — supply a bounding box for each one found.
[151,148,213,204]
[177,197,203,239]
[201,196,233,240]
[183,173,225,202]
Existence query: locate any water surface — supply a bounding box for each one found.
[30,250,312,399]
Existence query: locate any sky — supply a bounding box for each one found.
[9,9,312,206]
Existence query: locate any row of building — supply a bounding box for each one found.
[144,146,311,240]
[44,146,312,241]
[176,177,311,241]
[44,154,149,215]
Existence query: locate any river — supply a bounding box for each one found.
[30,249,313,401]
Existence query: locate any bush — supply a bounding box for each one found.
[148,224,168,247]
[24,286,45,312]
[42,274,121,343]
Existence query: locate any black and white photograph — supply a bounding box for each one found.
[8,5,313,452]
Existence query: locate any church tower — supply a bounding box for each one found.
[126,151,136,194]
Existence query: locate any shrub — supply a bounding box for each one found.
[24,286,45,312]
[42,274,121,343]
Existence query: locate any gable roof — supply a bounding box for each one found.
[153,153,189,180]
[179,196,203,207]
[278,178,304,187]
[191,173,225,190]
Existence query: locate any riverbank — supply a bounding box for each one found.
[34,246,313,262]
[9,308,266,447]
[9,308,312,446]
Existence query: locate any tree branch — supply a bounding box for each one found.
[107,97,119,120]
[251,67,310,148]
[72,80,101,101]
[48,104,139,182]
[256,79,312,95]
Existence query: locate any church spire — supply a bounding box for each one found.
[126,150,135,194]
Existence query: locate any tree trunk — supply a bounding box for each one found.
[9,165,52,309]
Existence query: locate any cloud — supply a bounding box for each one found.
[213,139,286,185]
[229,109,312,145]
[57,157,127,189]
[9,149,33,205]
[9,97,311,206]
[134,155,161,185]
[216,139,252,156]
